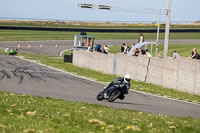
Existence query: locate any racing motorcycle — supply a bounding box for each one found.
[96,82,127,102]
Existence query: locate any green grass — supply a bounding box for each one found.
[61,50,73,57]
[0,91,200,133]
[1,30,200,42]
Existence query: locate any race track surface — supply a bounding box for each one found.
[0,54,200,118]
[0,39,200,56]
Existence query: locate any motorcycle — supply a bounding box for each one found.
[96,82,127,102]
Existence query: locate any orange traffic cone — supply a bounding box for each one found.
[40,44,43,48]
[55,44,58,48]
[17,44,21,49]
[28,44,31,49]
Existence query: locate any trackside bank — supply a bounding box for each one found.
[73,50,200,95]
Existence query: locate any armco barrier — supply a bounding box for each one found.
[73,50,200,94]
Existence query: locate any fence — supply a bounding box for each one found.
[73,50,200,94]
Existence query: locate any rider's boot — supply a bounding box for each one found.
[104,93,109,99]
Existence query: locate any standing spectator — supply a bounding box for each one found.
[173,50,180,59]
[138,32,145,43]
[145,49,152,57]
[138,32,145,50]
[103,45,109,54]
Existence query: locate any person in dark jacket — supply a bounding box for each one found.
[192,51,200,60]
[190,48,197,58]
[104,74,131,99]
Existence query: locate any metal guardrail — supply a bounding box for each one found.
[0,26,200,33]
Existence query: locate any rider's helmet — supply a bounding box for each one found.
[124,74,131,83]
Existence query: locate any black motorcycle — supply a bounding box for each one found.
[97,83,127,102]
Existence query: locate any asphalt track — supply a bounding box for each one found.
[0,40,200,118]
[0,39,200,56]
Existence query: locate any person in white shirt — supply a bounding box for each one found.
[103,45,109,54]
[173,50,180,59]
[145,49,152,57]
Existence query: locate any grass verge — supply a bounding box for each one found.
[0,91,200,133]
[1,30,200,42]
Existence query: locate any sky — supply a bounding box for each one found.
[1,0,199,23]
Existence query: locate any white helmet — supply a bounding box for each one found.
[124,74,131,83]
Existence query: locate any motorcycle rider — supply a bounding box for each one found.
[9,48,18,55]
[104,74,131,99]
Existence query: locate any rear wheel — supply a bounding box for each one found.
[108,90,121,102]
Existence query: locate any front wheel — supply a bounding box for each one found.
[108,90,122,102]
[97,92,104,101]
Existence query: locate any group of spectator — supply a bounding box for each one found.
[172,48,200,60]
[92,32,199,61]
[94,44,109,54]
[121,43,152,57]
[173,48,200,60]
[121,32,149,57]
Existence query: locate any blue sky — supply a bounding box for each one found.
[1,0,199,22]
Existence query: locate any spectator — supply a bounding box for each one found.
[145,49,152,57]
[133,48,140,56]
[126,44,131,53]
[192,51,200,60]
[138,32,145,43]
[121,43,126,53]
[87,46,92,52]
[95,44,102,53]
[173,50,180,59]
[103,45,109,54]
[81,42,85,46]
[122,43,130,54]
[190,48,198,58]
[139,47,146,55]
[138,32,145,50]
[132,43,135,48]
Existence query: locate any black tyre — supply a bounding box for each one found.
[97,92,104,101]
[108,90,121,102]
[119,94,125,100]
